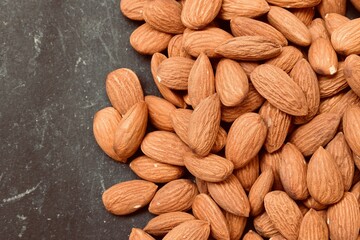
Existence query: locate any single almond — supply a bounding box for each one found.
[343,106,360,156]
[324,13,350,35]
[181,0,222,29]
[298,209,329,240]
[291,7,315,26]
[225,212,247,240]
[318,90,360,117]
[308,38,338,75]
[254,212,279,238]
[260,151,284,190]
[120,0,147,21]
[318,62,348,98]
[145,95,176,131]
[129,228,155,240]
[102,180,157,215]
[266,0,321,8]
[266,46,303,73]
[243,230,264,240]
[309,18,330,41]
[318,0,347,18]
[344,54,360,97]
[167,35,192,59]
[219,0,270,20]
[331,18,360,55]
[163,220,210,240]
[234,156,260,192]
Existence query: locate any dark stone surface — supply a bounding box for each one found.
[1,0,360,239]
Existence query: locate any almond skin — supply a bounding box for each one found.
[195,177,209,194]
[243,230,264,240]
[149,179,198,214]
[129,228,155,240]
[120,0,146,21]
[331,18,360,55]
[106,68,144,115]
[307,147,344,205]
[318,62,348,98]
[239,62,260,77]
[254,212,279,238]
[130,156,184,183]
[225,212,247,240]
[344,54,360,97]
[219,0,270,20]
[266,46,303,73]
[145,95,175,131]
[324,13,350,35]
[302,196,328,211]
[93,107,122,162]
[181,0,222,29]
[234,156,260,192]
[267,6,312,46]
[250,64,308,116]
[226,113,267,168]
[318,0,347,18]
[113,101,148,160]
[343,106,360,156]
[102,180,157,215]
[291,7,315,26]
[167,35,192,59]
[267,0,321,8]
[260,151,284,191]
[264,191,303,240]
[298,209,329,240]
[309,18,330,41]
[215,58,249,107]
[184,152,234,183]
[289,113,340,156]
[163,220,210,240]
[308,38,338,75]
[327,192,360,240]
[319,90,360,117]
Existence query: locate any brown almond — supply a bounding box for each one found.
[163,220,210,240]
[298,209,329,240]
[239,62,260,77]
[225,212,247,240]
[195,177,209,194]
[318,62,348,98]
[351,181,360,204]
[266,0,321,8]
[102,180,157,215]
[129,228,155,240]
[343,106,360,156]
[318,0,347,18]
[243,230,264,240]
[291,7,315,26]
[254,212,279,238]
[303,196,328,211]
[331,18,360,55]
[309,18,330,41]
[234,156,260,192]
[145,95,175,131]
[308,38,338,75]
[324,13,350,35]
[120,0,146,21]
[181,0,222,29]
[321,90,360,116]
[149,179,198,214]
[260,151,284,190]
[106,68,144,115]
[219,0,270,20]
[344,54,360,97]
[266,46,303,73]
[167,35,192,59]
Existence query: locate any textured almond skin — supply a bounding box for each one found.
[289,113,340,156]
[308,38,338,75]
[248,169,274,216]
[344,54,360,97]
[216,58,249,107]
[331,18,360,55]
[149,179,198,214]
[266,46,303,73]
[266,0,320,8]
[151,53,186,108]
[267,6,312,46]
[318,0,346,18]
[129,228,155,240]
[309,18,330,41]
[326,132,354,191]
[250,64,308,116]
[225,212,247,240]
[184,153,234,183]
[145,95,175,131]
[195,177,209,194]
[290,59,320,124]
[351,181,360,203]
[303,196,327,211]
[259,101,292,153]
[298,209,328,240]
[93,107,122,162]
[239,62,260,77]
[188,53,215,108]
[219,0,270,20]
[291,7,315,26]
[181,0,222,29]
[130,156,184,183]
[102,180,157,215]
[319,90,360,117]
[230,17,287,46]
[156,57,195,90]
[254,212,279,238]
[183,27,233,58]
[327,192,360,240]
[192,194,231,240]
[113,101,148,159]
[234,156,259,192]
[243,230,264,240]
[130,23,172,55]
[260,151,284,190]
[188,94,221,156]
[143,0,185,34]
[141,131,192,166]
[167,35,192,59]
[307,147,344,205]
[120,0,146,21]
[221,84,265,122]
[264,191,303,240]
[343,106,360,156]
[144,212,196,236]
[324,13,350,35]
[207,174,250,217]
[318,62,348,98]
[226,113,267,168]
[215,36,282,61]
[106,68,144,115]
[163,220,210,240]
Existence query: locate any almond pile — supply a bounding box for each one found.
[94,0,360,239]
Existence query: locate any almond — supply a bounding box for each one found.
[279,143,309,200]
[230,17,288,47]
[239,62,260,77]
[226,113,267,168]
[145,95,175,131]
[266,0,321,8]
[264,191,303,240]
[144,212,196,236]
[248,169,274,216]
[318,0,347,18]
[130,23,172,55]
[106,68,144,115]
[250,64,308,116]
[267,6,312,46]
[163,220,210,240]
[129,156,184,183]
[120,0,146,21]
[184,152,234,182]
[207,174,250,217]
[307,147,344,205]
[302,196,328,211]
[327,192,360,240]
[192,193,231,240]
[254,212,279,238]
[234,156,260,192]
[93,107,122,162]
[344,54,360,97]
[215,36,282,61]
[351,181,360,204]
[308,38,338,75]
[289,113,340,156]
[113,101,148,160]
[225,212,247,240]
[181,0,222,29]
[149,179,198,214]
[129,228,155,240]
[167,35,192,59]
[319,90,360,117]
[219,0,270,20]
[215,58,249,107]
[343,106,360,156]
[331,18,360,55]
[243,230,264,240]
[291,7,315,26]
[195,177,209,194]
[102,180,157,215]
[298,209,329,240]
[188,94,221,156]
[266,46,303,73]
[259,101,292,153]
[318,62,348,98]
[269,235,287,240]
[141,131,192,166]
[309,18,330,41]
[260,151,284,190]
[188,53,215,108]
[324,13,350,35]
